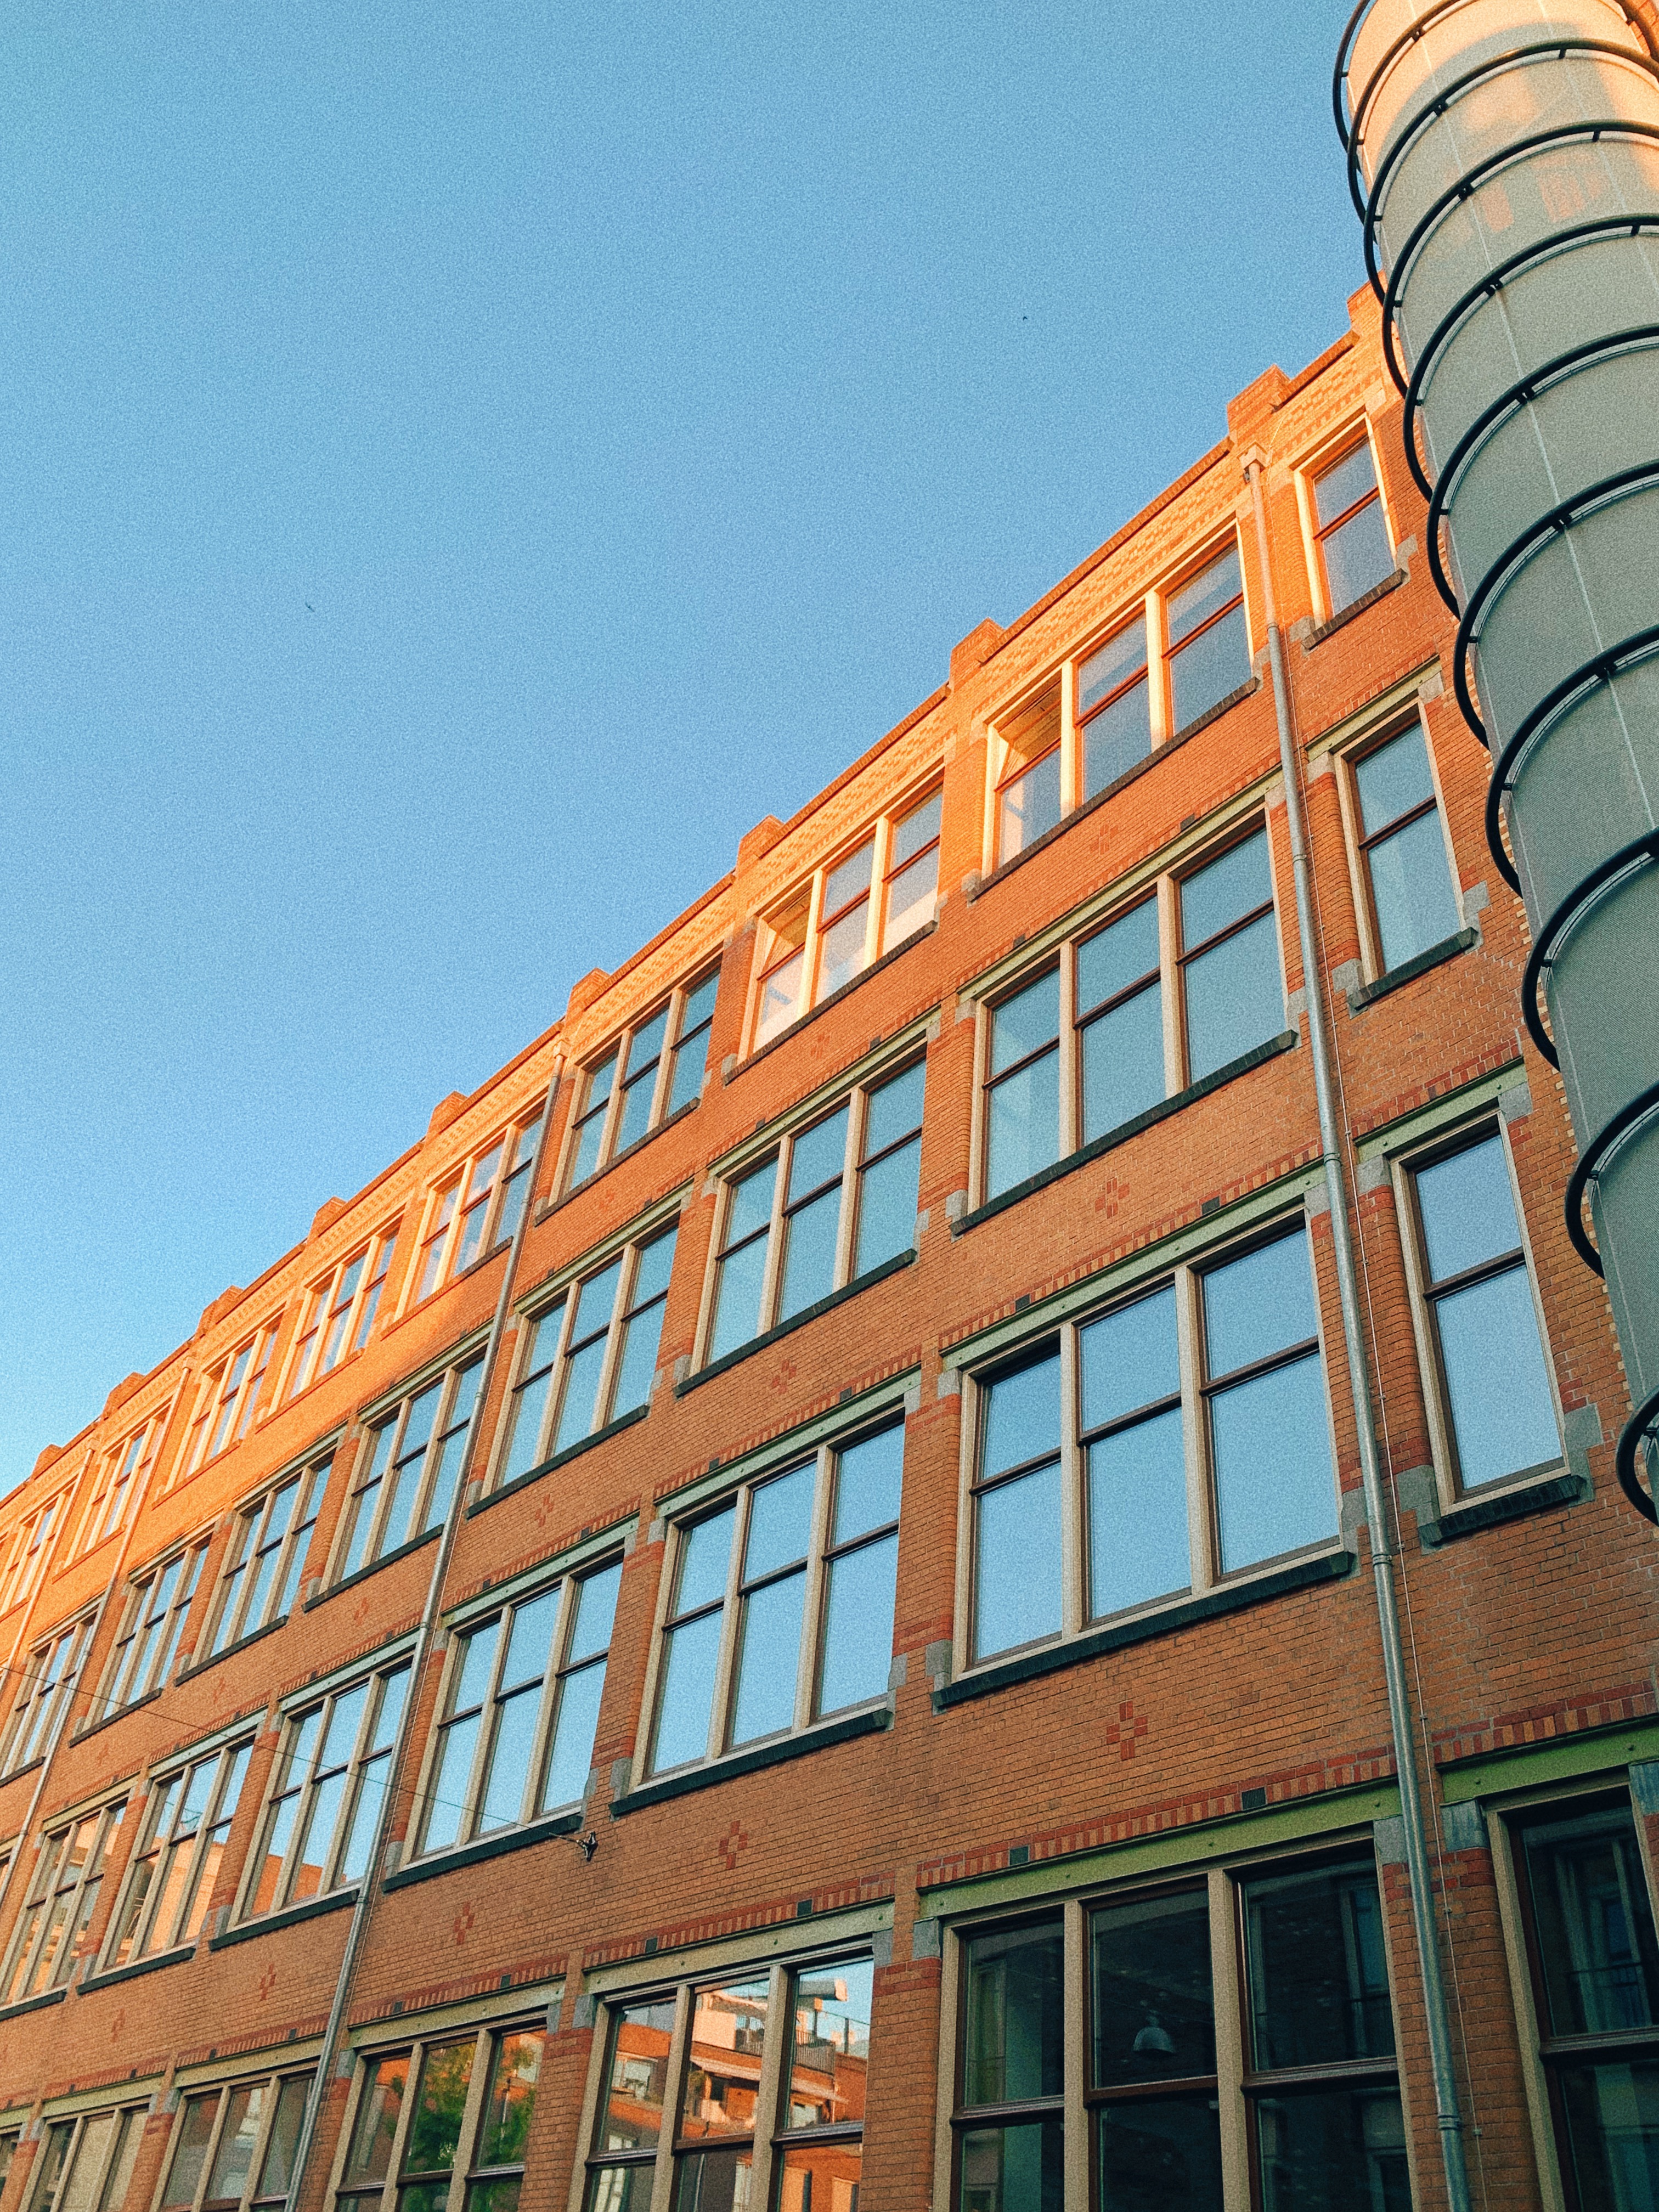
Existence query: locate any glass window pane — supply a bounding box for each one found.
[1000,751,1062,860]
[403,2040,475,2178]
[1324,498,1395,613]
[990,972,1060,1077]
[1093,1889,1215,2084]
[1078,902,1159,1015]
[983,1353,1061,1480]
[1081,988,1165,1142]
[555,1338,609,1454]
[479,1688,541,1831]
[1244,1857,1395,2068]
[833,1427,904,1544]
[894,791,942,866]
[855,1135,920,1275]
[730,1572,806,1745]
[205,2087,264,2208]
[964,1921,1064,2103]
[788,1110,849,1204]
[98,2113,144,2212]
[1171,601,1249,732]
[1520,1806,1659,2036]
[570,1564,622,1661]
[777,1187,841,1321]
[726,1159,777,1250]
[1182,833,1272,952]
[1369,808,1460,972]
[958,2121,1063,2212]
[1554,2057,1659,2208]
[786,1959,872,2128]
[345,2056,409,2185]
[986,1048,1059,1198]
[817,901,870,1000]
[744,1466,815,1581]
[818,1533,898,1714]
[758,949,804,1042]
[682,1975,772,2141]
[544,1659,606,1810]
[165,2102,218,2212]
[1252,2086,1408,2212]
[1183,911,1281,1081]
[776,2142,861,2211]
[570,1259,622,1346]
[974,1462,1062,1660]
[1416,1136,1521,1283]
[611,1306,664,1420]
[601,2000,677,2153]
[477,2030,543,2169]
[1354,724,1434,840]
[613,1074,656,1156]
[1098,2098,1223,2212]
[1437,1266,1560,1486]
[1080,620,1148,711]
[675,1508,736,1616]
[1314,443,1377,528]
[1088,1407,1190,1618]
[710,1237,769,1362]
[1083,679,1152,800]
[883,847,939,950]
[253,2076,312,2205]
[1203,1231,1319,1378]
[500,1592,559,1691]
[824,841,874,918]
[866,1065,924,1158]
[1081,1287,1180,1431]
[652,1611,724,1773]
[1168,548,1241,646]
[1211,1352,1335,1572]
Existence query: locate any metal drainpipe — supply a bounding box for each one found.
[1245,455,1472,2212]
[1333,0,1659,1519]
[284,1057,563,2212]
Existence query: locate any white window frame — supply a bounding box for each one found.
[409,1110,545,1311]
[334,2013,554,2212]
[204,1454,330,1662]
[1294,416,1397,629]
[99,1537,210,1716]
[0,1492,69,1617]
[101,1734,255,1970]
[333,1352,486,1583]
[561,966,723,1193]
[183,1322,283,1479]
[0,1795,128,2005]
[24,2104,148,2212]
[0,1615,94,1777]
[285,1229,399,1401]
[1331,710,1463,985]
[74,1414,165,1559]
[158,2064,319,2212]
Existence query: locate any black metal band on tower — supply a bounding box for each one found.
[1335,0,1659,1522]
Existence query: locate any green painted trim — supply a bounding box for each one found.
[582,1899,895,1996]
[654,1370,918,1520]
[711,1019,935,1182]
[916,1782,1401,1918]
[941,1161,1328,1372]
[1440,1721,1659,1804]
[1353,1062,1525,1164]
[277,1629,420,1717]
[515,1185,690,1319]
[445,1514,639,1629]
[355,1326,493,1429]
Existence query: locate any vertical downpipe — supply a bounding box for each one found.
[1246,456,1472,2212]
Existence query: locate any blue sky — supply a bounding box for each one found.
[2,2,1361,1492]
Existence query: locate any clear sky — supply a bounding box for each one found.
[2,2,1362,1494]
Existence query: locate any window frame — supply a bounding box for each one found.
[973,822,1286,1210]
[1332,711,1462,985]
[158,2064,318,2212]
[73,1414,165,1558]
[697,1055,926,1370]
[579,1948,874,2212]
[101,1734,255,1970]
[640,1418,904,1780]
[99,1537,210,1717]
[562,968,723,1194]
[205,1455,330,1661]
[285,1228,399,1402]
[183,1324,283,1481]
[24,2104,148,2212]
[1159,535,1252,741]
[953,1207,1340,1678]
[0,1493,70,1618]
[1297,419,1396,627]
[333,1353,486,1583]
[1392,1119,1565,1509]
[747,783,944,1053]
[410,1109,545,1310]
[0,1615,95,1778]
[333,2014,552,2212]
[0,1795,128,2005]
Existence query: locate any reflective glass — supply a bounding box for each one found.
[544,1660,606,1809]
[824,841,874,917]
[726,1160,777,1246]
[986,1048,1060,1197]
[833,1427,904,1543]
[571,1563,623,1661]
[1089,1408,1190,1618]
[786,1959,872,2126]
[1323,498,1395,613]
[1521,1808,1659,2036]
[344,2056,408,2185]
[778,1188,840,1319]
[477,2030,543,2169]
[895,791,942,865]
[253,2075,311,2205]
[676,1508,736,1615]
[1314,443,1377,529]
[1081,985,1166,1142]
[1183,912,1281,1081]
[1417,1137,1521,1283]
[776,2142,861,2211]
[709,1236,769,1361]
[1081,1288,1179,1431]
[652,1611,724,1772]
[682,1977,771,2139]
[730,1573,805,1743]
[205,2086,264,2208]
[854,1137,920,1274]
[1369,809,1459,970]
[1555,2057,1659,2210]
[1081,620,1148,710]
[165,2104,217,2211]
[983,1353,1061,1478]
[1084,679,1152,798]
[1253,2086,1408,2212]
[1093,1890,1215,2083]
[964,1921,1064,2103]
[1078,902,1159,1014]
[1098,2097,1224,2212]
[865,1062,924,1155]
[1203,1231,1319,1377]
[745,1466,814,1580]
[1243,1858,1395,2068]
[1168,549,1242,646]
[884,847,938,949]
[958,2122,1063,2212]
[1000,751,1062,860]
[1211,1355,1335,1571]
[601,2000,677,2152]
[1182,832,1272,951]
[1437,1266,1560,1486]
[555,1339,608,1453]
[817,902,869,1001]
[975,1462,1062,1658]
[1170,601,1248,732]
[819,1533,898,1714]
[1355,724,1434,839]
[403,2040,475,2179]
[990,972,1060,1077]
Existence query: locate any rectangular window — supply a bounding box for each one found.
[0,1617,93,1776]
[418,1558,622,1855]
[75,1417,162,1556]
[990,622,1154,872]
[1312,436,1394,617]
[1164,543,1249,736]
[207,1459,328,1660]
[0,1494,66,1616]
[242,1661,409,1921]
[706,1061,923,1364]
[496,1224,678,1488]
[101,1541,208,1714]
[337,1356,486,1581]
[104,1738,252,1967]
[185,1323,280,1477]
[647,1423,902,1776]
[415,1111,544,1304]
[1,1799,126,2004]
[160,2069,315,2212]
[1404,1128,1561,1493]
[752,787,942,1049]
[967,1220,1335,1666]
[1079,617,1152,803]
[996,684,1063,866]
[336,2024,545,2212]
[980,825,1283,1206]
[288,1230,398,1399]
[950,1850,1402,2209]
[566,969,721,1192]
[1349,720,1460,975]
[1511,1795,1659,2206]
[25,2107,146,2212]
[584,1956,872,2209]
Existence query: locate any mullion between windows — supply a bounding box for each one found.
[523,1579,582,1824]
[704,1488,757,1764]
[794,1449,834,1733]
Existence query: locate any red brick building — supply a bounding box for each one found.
[0,289,1650,2212]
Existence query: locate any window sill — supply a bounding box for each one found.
[79,1944,195,1994]
[0,1758,44,1790]
[0,1987,67,2023]
[542,1098,701,1222]
[732,924,938,1081]
[612,1706,893,1816]
[177,1612,291,1686]
[678,1250,918,1397]
[307,1526,441,1610]
[955,1030,1299,1237]
[470,1404,651,1519]
[933,1546,1356,1711]
[384,1809,585,1891]
[72,1686,162,1745]
[1303,568,1406,650]
[212,1887,360,1950]
[1421,1465,1583,1548]
[1347,929,1477,1012]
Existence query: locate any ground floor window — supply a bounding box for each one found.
[160,2069,315,2212]
[337,2021,546,2212]
[25,2106,145,2212]
[948,1845,1405,2209]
